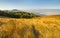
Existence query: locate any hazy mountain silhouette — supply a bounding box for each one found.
[10,9,22,12]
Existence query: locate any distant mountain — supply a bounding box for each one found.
[10,9,23,12]
[24,9,60,15]
[5,9,60,16]
[10,9,45,16]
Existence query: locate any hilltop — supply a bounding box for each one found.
[0,15,60,38]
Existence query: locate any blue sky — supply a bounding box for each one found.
[0,0,60,10]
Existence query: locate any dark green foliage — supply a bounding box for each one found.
[0,10,39,18]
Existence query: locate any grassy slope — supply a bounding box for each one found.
[0,15,60,38]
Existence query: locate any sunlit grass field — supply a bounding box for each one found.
[0,15,60,38]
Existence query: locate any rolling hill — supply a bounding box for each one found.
[0,15,60,38]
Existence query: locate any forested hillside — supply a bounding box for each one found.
[0,10,39,18]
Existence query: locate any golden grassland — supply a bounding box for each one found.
[0,15,60,38]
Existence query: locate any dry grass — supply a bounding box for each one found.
[0,15,60,38]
